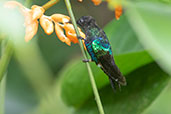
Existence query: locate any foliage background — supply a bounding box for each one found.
[0,0,171,114]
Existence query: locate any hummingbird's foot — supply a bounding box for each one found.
[82,59,92,63]
[77,36,85,41]
[109,78,116,93]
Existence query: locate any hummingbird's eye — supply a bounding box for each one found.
[80,19,84,23]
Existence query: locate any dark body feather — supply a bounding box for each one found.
[77,16,126,90]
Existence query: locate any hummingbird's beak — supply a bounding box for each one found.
[66,20,72,24]
[76,19,82,26]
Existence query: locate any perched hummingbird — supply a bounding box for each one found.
[77,16,126,91]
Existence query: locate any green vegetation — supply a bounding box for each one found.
[0,0,170,114]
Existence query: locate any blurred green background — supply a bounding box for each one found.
[0,0,171,114]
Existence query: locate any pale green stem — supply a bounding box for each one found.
[0,41,13,82]
[42,0,60,10]
[0,40,11,114]
[64,0,105,114]
[0,74,6,114]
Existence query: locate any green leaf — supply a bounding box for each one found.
[143,82,171,114]
[75,63,170,114]
[126,2,171,75]
[104,15,144,55]
[14,41,54,96]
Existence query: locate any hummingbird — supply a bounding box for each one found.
[76,16,126,91]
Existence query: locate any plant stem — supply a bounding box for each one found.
[42,0,60,10]
[0,41,13,82]
[0,74,6,114]
[0,40,9,114]
[64,0,105,114]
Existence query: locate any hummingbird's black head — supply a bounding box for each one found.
[77,16,96,28]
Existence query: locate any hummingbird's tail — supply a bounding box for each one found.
[111,62,127,85]
[107,64,127,91]
[109,73,126,92]
[109,77,118,92]
[100,62,127,91]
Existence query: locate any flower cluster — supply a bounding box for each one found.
[78,0,102,6]
[91,0,102,5]
[4,1,85,46]
[106,0,123,20]
[78,0,122,20]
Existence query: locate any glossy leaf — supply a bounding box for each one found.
[143,82,171,114]
[104,15,143,55]
[75,63,170,114]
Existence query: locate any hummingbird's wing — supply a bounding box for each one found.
[91,37,126,89]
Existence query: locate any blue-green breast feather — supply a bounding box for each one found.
[85,40,98,63]
[85,37,112,63]
[92,37,112,57]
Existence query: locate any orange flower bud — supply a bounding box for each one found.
[78,0,83,2]
[63,23,82,33]
[63,23,75,33]
[80,32,86,49]
[4,1,85,45]
[4,1,42,42]
[63,23,85,43]
[115,5,122,20]
[63,23,84,35]
[82,40,87,50]
[65,30,85,44]
[22,10,33,26]
[51,14,70,23]
[55,23,66,42]
[25,20,38,42]
[64,37,71,46]
[91,0,102,5]
[80,31,86,39]
[40,16,54,35]
[55,22,71,46]
[66,31,78,43]
[31,5,45,20]
[4,1,23,9]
